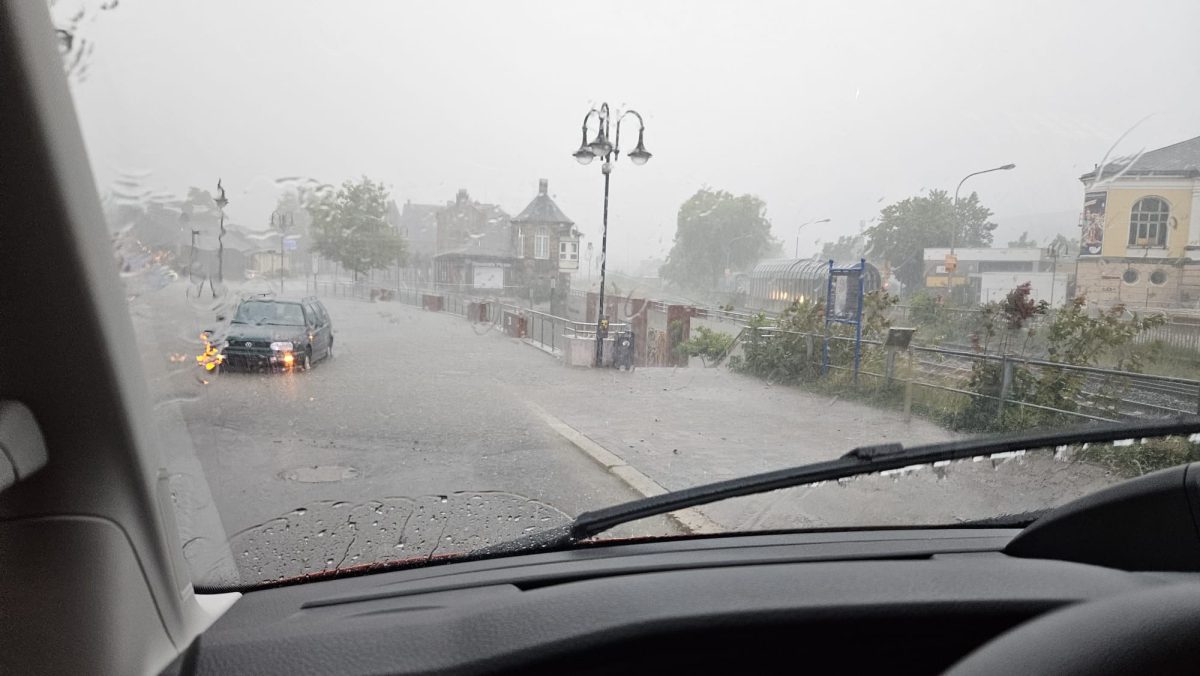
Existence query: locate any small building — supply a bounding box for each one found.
[510,179,581,304]
[1074,135,1200,309]
[923,247,1070,305]
[432,189,515,292]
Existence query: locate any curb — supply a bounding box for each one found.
[525,401,723,536]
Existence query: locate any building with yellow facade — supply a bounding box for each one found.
[1075,136,1200,309]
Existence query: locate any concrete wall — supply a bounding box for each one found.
[1074,258,1200,309]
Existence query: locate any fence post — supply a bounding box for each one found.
[997,355,1013,421]
[903,349,913,423]
[805,334,814,365]
[885,348,896,385]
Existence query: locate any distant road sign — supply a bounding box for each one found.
[284,237,298,251]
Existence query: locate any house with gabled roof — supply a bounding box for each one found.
[510,178,581,306]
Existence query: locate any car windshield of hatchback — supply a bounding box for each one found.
[233,301,305,326]
[49,0,1200,591]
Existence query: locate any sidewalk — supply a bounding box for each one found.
[505,358,1123,534]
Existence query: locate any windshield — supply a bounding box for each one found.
[234,301,305,326]
[53,0,1200,589]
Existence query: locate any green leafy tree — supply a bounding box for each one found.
[306,177,406,280]
[865,189,997,291]
[1007,231,1038,248]
[660,188,778,292]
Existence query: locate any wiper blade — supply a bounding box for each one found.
[548,419,1200,547]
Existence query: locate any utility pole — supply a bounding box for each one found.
[211,179,229,297]
[272,210,294,294]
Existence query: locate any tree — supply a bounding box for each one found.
[864,189,997,291]
[820,234,865,263]
[660,188,777,292]
[1046,233,1078,256]
[1007,231,1038,248]
[306,177,406,280]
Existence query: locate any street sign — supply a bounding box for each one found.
[944,253,958,273]
[284,236,299,251]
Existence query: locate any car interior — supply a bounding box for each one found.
[6,2,1200,674]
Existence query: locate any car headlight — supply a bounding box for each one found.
[270,341,294,352]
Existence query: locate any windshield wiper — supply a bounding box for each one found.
[489,419,1200,555]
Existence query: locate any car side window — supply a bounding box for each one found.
[301,304,315,327]
[306,302,324,327]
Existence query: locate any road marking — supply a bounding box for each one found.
[525,401,723,536]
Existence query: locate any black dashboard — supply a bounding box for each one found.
[168,464,1200,675]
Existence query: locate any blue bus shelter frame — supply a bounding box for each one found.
[821,258,866,383]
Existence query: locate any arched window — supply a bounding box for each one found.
[1128,197,1170,248]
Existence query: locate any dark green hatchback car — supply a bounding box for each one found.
[221,296,334,372]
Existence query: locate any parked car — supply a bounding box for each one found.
[220,296,333,371]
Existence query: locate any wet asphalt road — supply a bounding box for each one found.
[133,282,669,583]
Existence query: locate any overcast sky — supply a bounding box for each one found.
[60,0,1200,269]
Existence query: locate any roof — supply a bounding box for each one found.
[748,258,832,281]
[923,247,1045,262]
[1081,135,1200,181]
[434,221,514,260]
[511,179,573,225]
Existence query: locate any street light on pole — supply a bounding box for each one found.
[795,218,831,258]
[586,241,594,286]
[950,163,1015,303]
[272,210,294,294]
[212,179,229,298]
[725,232,756,279]
[573,102,652,368]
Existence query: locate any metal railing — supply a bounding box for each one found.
[736,326,1200,424]
[498,303,628,356]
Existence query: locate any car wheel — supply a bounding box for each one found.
[327,337,334,361]
[301,348,312,371]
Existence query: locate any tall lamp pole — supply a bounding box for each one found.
[950,164,1015,302]
[212,179,229,297]
[573,103,652,367]
[795,218,831,258]
[272,209,294,293]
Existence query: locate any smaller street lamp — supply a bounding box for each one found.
[212,179,229,297]
[272,210,295,293]
[795,218,831,258]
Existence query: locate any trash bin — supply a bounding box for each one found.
[614,330,635,371]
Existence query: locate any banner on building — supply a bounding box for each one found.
[1081,191,1107,256]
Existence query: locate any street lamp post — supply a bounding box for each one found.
[586,241,594,286]
[573,102,652,367]
[212,179,229,297]
[189,228,200,283]
[950,164,1015,303]
[272,210,294,294]
[725,232,756,281]
[795,218,831,258]
[1046,241,1068,307]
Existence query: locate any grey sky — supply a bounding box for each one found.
[62,0,1200,269]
